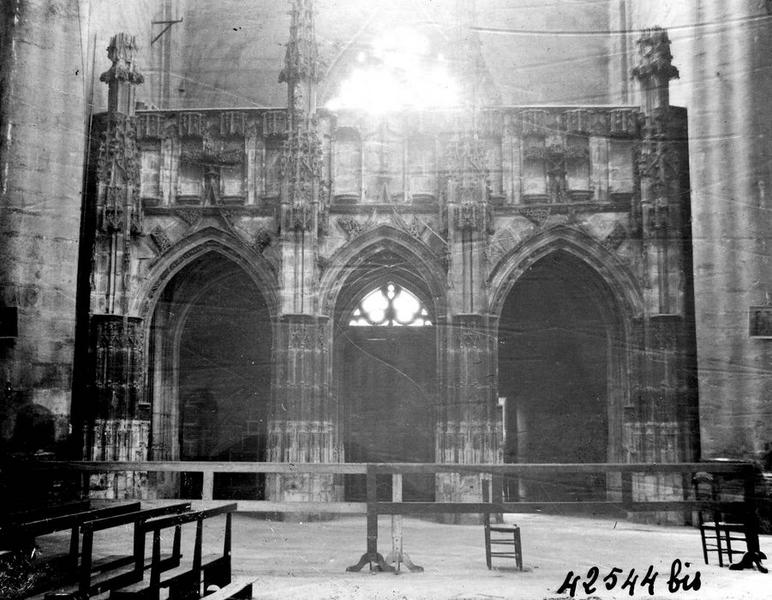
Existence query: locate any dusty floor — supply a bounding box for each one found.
[35,510,770,600]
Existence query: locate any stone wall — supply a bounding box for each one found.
[0,0,86,453]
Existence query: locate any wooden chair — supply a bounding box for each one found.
[693,472,749,567]
[482,478,523,571]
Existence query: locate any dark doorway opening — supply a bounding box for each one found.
[340,325,436,502]
[498,251,615,504]
[149,253,271,500]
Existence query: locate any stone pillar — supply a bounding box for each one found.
[82,34,147,498]
[84,315,149,499]
[633,27,683,316]
[267,0,339,513]
[631,28,697,462]
[266,315,341,510]
[85,315,148,460]
[629,28,698,522]
[436,314,501,521]
[438,132,501,520]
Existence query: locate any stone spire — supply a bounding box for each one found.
[632,27,679,130]
[99,33,144,116]
[279,0,319,130]
[278,0,325,237]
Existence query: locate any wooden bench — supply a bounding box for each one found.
[110,503,238,600]
[16,503,189,600]
[0,502,141,570]
[77,502,192,597]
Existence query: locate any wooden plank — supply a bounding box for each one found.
[92,499,367,514]
[142,503,237,532]
[375,501,622,514]
[373,500,749,515]
[0,501,90,525]
[622,471,633,509]
[12,502,141,537]
[34,460,754,477]
[202,576,255,600]
[82,502,191,532]
[68,498,746,516]
[43,461,368,474]
[366,466,377,555]
[202,471,214,501]
[370,462,755,475]
[391,474,402,558]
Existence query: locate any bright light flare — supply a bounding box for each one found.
[327,28,460,113]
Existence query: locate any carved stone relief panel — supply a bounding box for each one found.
[522,135,547,198]
[176,159,202,202]
[609,139,635,199]
[483,137,503,198]
[140,146,161,205]
[363,125,404,202]
[565,134,591,198]
[332,127,361,202]
[221,163,245,200]
[264,142,283,198]
[408,136,437,201]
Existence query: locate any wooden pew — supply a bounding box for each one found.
[25,503,190,600]
[0,502,141,569]
[110,504,238,600]
[78,502,192,597]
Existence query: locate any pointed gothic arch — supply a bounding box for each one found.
[487,225,644,320]
[323,226,445,502]
[491,226,641,502]
[319,225,446,321]
[134,227,279,323]
[136,230,276,499]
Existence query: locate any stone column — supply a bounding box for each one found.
[0,0,86,456]
[438,132,502,521]
[632,27,683,317]
[266,314,342,509]
[436,314,501,521]
[85,315,150,499]
[629,29,698,521]
[82,33,148,499]
[86,315,148,460]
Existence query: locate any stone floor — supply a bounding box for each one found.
[35,510,770,600]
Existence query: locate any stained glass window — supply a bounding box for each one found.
[349,283,432,327]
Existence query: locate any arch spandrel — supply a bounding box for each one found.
[319,225,447,320]
[133,227,279,323]
[487,225,644,320]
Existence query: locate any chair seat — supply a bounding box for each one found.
[708,521,745,529]
[489,524,519,533]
